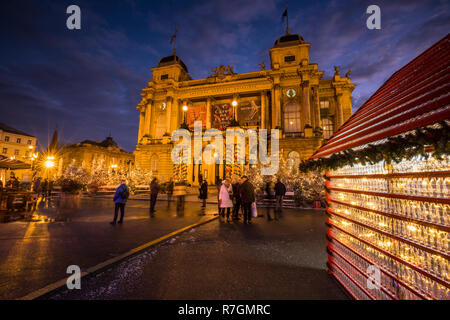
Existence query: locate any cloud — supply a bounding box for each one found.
[0,0,448,150]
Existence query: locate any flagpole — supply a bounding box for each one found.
[286,4,289,34]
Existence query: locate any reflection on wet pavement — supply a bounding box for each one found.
[0,197,217,299]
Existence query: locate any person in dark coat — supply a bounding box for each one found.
[111,180,130,225]
[41,179,48,199]
[239,176,255,224]
[199,180,208,207]
[149,178,160,214]
[232,177,241,220]
[32,177,41,193]
[167,180,174,206]
[274,178,286,219]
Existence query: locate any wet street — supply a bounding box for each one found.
[0,197,215,299]
[0,197,347,300]
[46,205,347,300]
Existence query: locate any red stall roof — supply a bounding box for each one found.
[312,34,450,160]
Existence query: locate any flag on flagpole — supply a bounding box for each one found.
[281,8,287,21]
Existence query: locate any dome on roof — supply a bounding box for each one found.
[273,33,305,48]
[157,54,188,73]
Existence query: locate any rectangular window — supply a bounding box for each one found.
[27,140,32,145]
[4,136,9,142]
[16,138,21,144]
[320,100,330,109]
[161,74,169,80]
[284,55,295,62]
[2,148,7,154]
[322,118,334,139]
[14,150,19,155]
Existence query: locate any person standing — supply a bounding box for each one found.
[274,178,286,220]
[240,175,255,224]
[167,180,174,206]
[47,179,53,198]
[219,178,233,222]
[232,176,241,220]
[199,180,208,208]
[32,177,41,210]
[149,177,160,214]
[41,179,48,200]
[111,180,129,225]
[174,181,187,212]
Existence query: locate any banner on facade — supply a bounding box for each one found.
[238,100,261,127]
[187,105,206,128]
[211,103,233,129]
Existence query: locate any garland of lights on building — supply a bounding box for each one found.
[299,121,449,174]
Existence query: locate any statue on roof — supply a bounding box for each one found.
[259,61,266,71]
[226,64,235,75]
[211,65,226,77]
[345,70,351,78]
[334,66,340,76]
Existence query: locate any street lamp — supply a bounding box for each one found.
[181,105,189,129]
[229,100,239,127]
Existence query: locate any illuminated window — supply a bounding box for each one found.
[2,148,7,154]
[284,103,301,133]
[4,136,9,142]
[320,100,329,109]
[151,154,159,172]
[14,150,19,155]
[27,140,32,145]
[16,138,21,144]
[322,118,334,139]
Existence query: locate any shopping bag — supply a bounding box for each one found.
[252,202,258,217]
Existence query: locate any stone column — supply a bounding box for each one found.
[206,98,211,129]
[273,85,281,128]
[144,101,152,137]
[302,81,311,127]
[260,91,266,129]
[313,86,321,129]
[166,97,172,134]
[172,99,179,131]
[138,109,145,142]
[336,93,344,128]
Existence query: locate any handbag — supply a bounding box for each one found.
[251,202,258,217]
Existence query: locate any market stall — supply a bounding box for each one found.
[301,35,449,299]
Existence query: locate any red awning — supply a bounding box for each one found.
[312,34,450,159]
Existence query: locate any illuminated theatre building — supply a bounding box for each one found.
[134,31,355,185]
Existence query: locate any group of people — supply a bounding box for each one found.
[0,175,20,191]
[109,175,287,225]
[31,176,53,200]
[217,175,256,224]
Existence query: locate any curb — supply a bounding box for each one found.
[18,215,218,300]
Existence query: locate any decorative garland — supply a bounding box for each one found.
[299,121,449,173]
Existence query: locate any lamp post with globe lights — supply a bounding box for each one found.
[180,104,189,129]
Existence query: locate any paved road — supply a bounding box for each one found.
[0,197,215,299]
[48,208,348,300]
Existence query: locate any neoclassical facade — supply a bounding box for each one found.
[135,31,355,185]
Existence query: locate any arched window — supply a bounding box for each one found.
[284,103,301,133]
[287,151,300,172]
[322,118,334,139]
[151,154,159,172]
